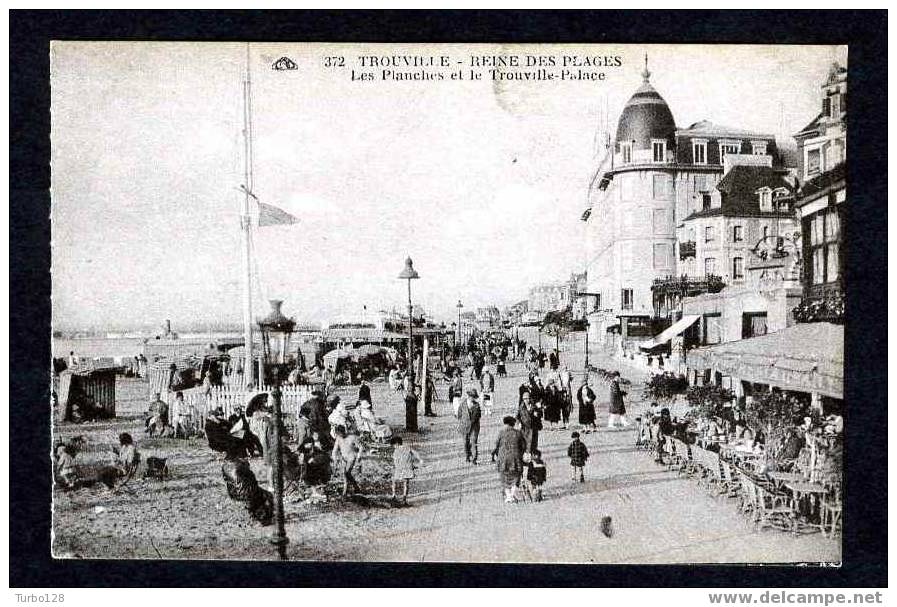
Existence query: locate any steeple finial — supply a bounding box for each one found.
[641,53,651,83]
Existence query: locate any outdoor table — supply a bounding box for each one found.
[785,481,828,533]
[766,471,806,488]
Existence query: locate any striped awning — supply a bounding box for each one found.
[639,315,700,350]
[686,322,843,399]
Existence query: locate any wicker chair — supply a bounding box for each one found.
[752,477,797,533]
[820,479,843,538]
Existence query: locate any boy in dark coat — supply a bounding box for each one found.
[567,431,590,483]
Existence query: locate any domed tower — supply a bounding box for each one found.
[584,56,679,345]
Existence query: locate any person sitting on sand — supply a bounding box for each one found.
[113,432,140,479]
[54,442,78,490]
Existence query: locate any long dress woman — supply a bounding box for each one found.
[577,381,597,430]
[542,381,561,429]
[491,416,527,503]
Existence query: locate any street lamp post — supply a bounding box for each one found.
[257,299,295,561]
[456,299,463,351]
[451,322,457,350]
[575,292,601,372]
[398,257,420,432]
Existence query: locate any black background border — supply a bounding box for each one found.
[10,9,887,588]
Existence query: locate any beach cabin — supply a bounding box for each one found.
[56,365,118,421]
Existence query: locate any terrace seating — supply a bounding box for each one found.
[820,480,842,538]
[752,478,797,533]
[639,418,839,539]
[719,459,742,498]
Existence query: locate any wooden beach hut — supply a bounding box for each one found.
[56,364,119,421]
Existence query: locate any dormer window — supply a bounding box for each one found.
[758,188,772,211]
[692,140,707,165]
[652,139,667,163]
[806,148,822,177]
[751,140,768,155]
[719,140,741,163]
[621,142,633,164]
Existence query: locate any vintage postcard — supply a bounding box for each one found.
[50,42,846,563]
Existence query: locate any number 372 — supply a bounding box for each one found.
[323,56,345,68]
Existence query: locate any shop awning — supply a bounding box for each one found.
[686,322,843,399]
[639,315,700,350]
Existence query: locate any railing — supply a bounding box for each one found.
[651,274,725,296]
[165,384,316,431]
[792,294,845,324]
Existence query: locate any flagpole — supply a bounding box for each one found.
[241,44,255,388]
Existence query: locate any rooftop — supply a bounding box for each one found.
[676,120,774,140]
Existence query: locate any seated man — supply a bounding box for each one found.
[205,408,246,456]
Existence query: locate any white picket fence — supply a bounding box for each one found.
[165,384,316,432]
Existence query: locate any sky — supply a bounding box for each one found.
[51,42,847,331]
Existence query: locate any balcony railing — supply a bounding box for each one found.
[792,293,845,324]
[679,241,696,260]
[651,274,725,297]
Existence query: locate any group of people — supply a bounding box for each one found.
[437,350,633,504]
[53,432,140,492]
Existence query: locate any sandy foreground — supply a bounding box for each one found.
[52,346,840,564]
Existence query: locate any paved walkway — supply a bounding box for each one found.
[284,344,840,564]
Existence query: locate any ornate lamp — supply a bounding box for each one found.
[398,257,420,431]
[256,298,295,560]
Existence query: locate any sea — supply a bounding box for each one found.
[52,333,242,360]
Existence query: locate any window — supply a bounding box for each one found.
[807,148,822,176]
[742,313,768,339]
[719,141,741,163]
[751,141,768,155]
[653,243,672,269]
[621,142,632,164]
[702,193,712,211]
[733,257,744,280]
[813,248,825,285]
[825,212,840,242]
[704,313,722,345]
[621,288,634,310]
[811,214,825,246]
[652,140,666,162]
[827,242,839,282]
[653,174,673,199]
[732,225,743,242]
[653,209,670,234]
[704,257,716,276]
[704,226,715,243]
[692,141,707,165]
[805,209,842,285]
[829,94,840,117]
[759,189,772,211]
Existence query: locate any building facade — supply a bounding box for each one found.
[582,61,790,351]
[528,282,573,315]
[793,62,846,320]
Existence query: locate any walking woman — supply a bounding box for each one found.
[577,376,598,432]
[542,379,562,431]
[491,416,527,503]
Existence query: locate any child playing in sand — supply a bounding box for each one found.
[390,436,422,505]
[567,431,590,483]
